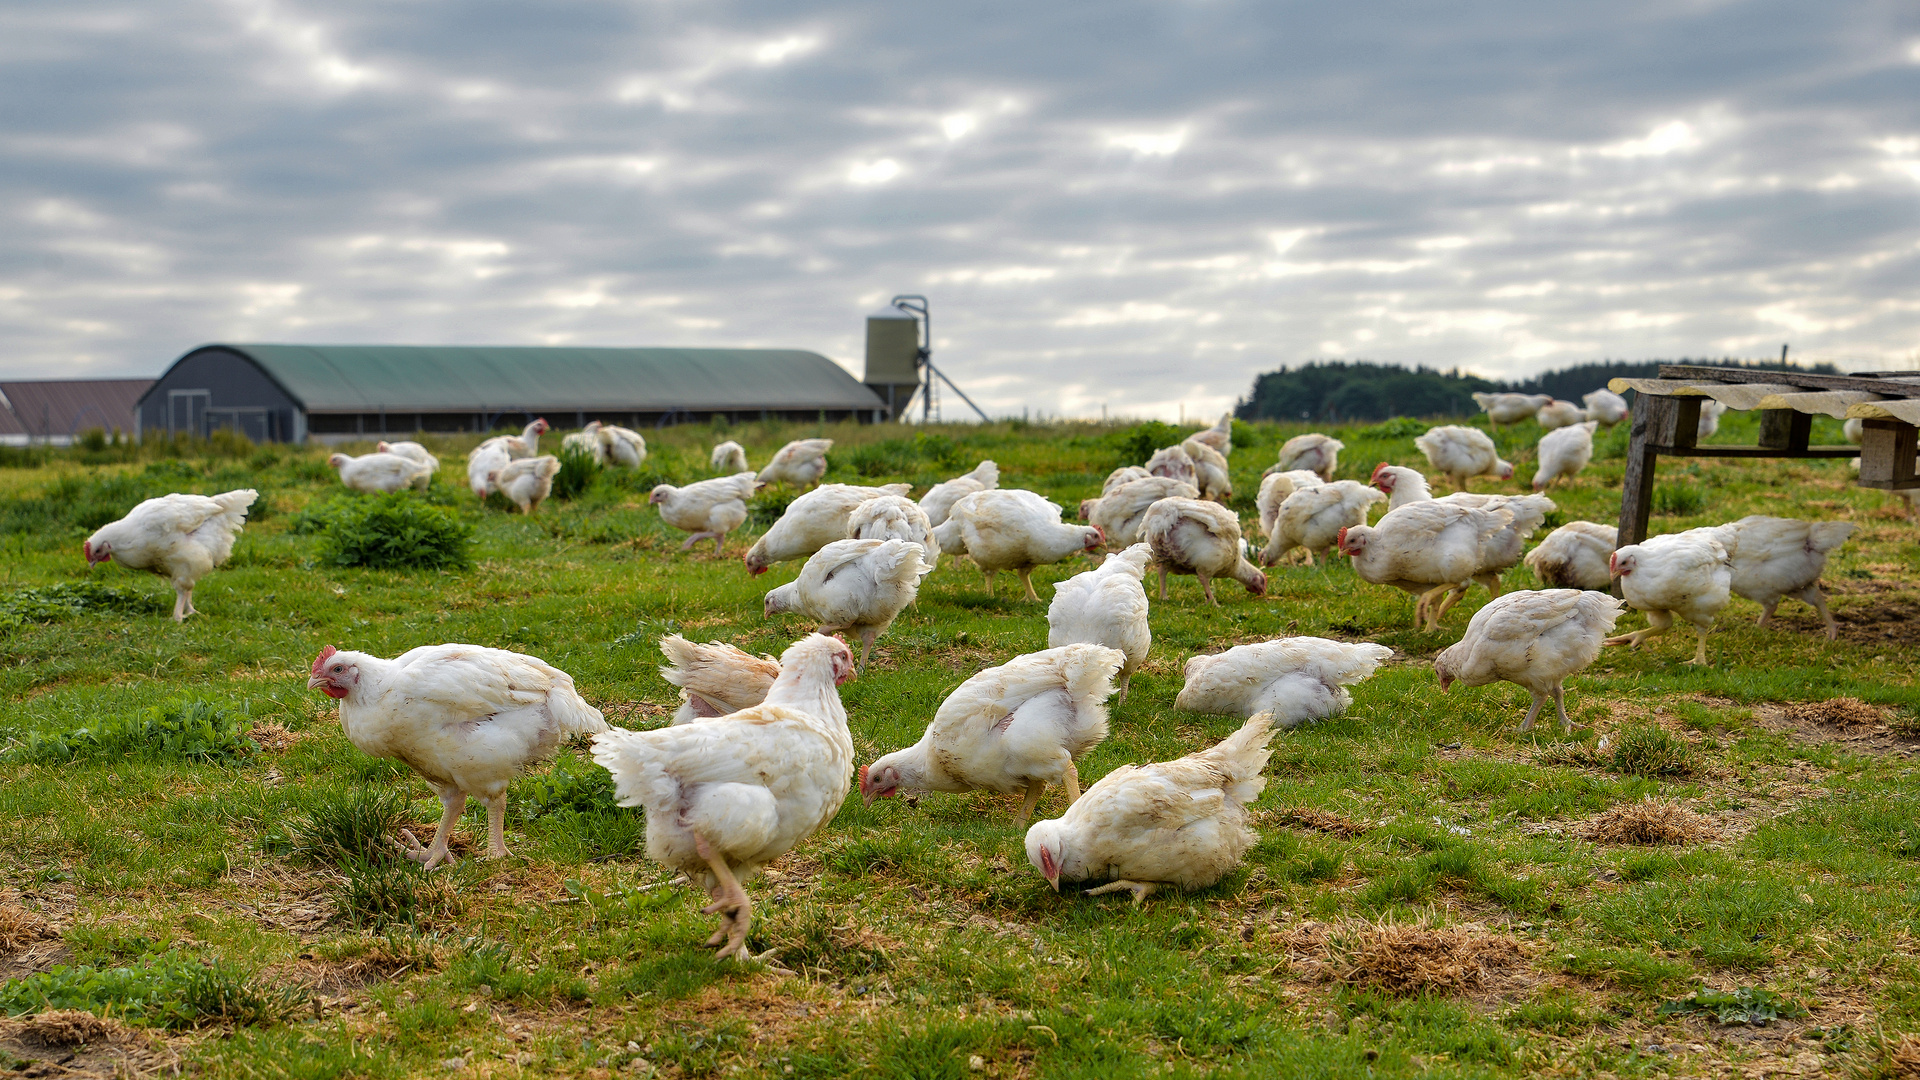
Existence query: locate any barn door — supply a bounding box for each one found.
[168,390,210,434]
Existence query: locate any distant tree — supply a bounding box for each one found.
[1234,357,1844,422]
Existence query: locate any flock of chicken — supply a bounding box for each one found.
[77,398,1861,961]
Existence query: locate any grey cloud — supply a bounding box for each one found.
[1,0,1918,418]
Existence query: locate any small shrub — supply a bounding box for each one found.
[1357,416,1429,439]
[281,787,412,867]
[514,753,619,820]
[0,581,169,631]
[304,492,473,570]
[1111,421,1187,467]
[1609,724,1693,778]
[551,446,601,501]
[4,700,254,765]
[0,952,308,1029]
[1653,483,1707,516]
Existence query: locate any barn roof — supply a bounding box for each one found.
[162,344,884,413]
[0,379,152,438]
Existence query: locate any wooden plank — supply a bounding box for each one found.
[1858,418,1918,487]
[1670,396,1701,450]
[1757,409,1811,451]
[1856,478,1920,490]
[1647,445,1859,459]
[1658,365,1920,397]
[1618,395,1670,545]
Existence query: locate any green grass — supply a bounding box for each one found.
[0,410,1916,1077]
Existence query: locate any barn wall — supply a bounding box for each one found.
[138,348,302,443]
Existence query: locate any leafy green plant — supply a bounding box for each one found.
[1357,416,1429,439]
[1657,986,1806,1025]
[301,492,473,570]
[0,952,307,1028]
[3,700,254,764]
[1111,421,1187,467]
[1609,724,1693,778]
[0,581,169,630]
[551,446,601,501]
[279,786,412,867]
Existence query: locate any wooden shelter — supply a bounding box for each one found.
[1610,364,1920,543]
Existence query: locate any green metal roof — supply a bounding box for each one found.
[188,344,883,412]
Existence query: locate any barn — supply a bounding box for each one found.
[136,344,890,444]
[0,378,154,446]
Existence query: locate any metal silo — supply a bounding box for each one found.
[865,298,925,421]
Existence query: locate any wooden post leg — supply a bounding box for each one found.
[1618,396,1675,546]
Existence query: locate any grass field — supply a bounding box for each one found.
[2,411,1919,1079]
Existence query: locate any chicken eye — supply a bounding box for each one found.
[331,665,343,672]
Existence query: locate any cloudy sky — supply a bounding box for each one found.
[3,1,1918,420]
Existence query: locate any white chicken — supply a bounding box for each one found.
[1145,444,1197,486]
[1269,433,1344,482]
[561,421,607,465]
[1524,521,1619,591]
[476,418,549,459]
[918,460,999,527]
[592,633,855,960]
[1175,637,1393,729]
[1603,528,1733,665]
[1535,399,1587,430]
[376,441,439,489]
[307,642,607,869]
[467,442,510,498]
[1533,421,1597,491]
[1047,543,1153,704]
[1697,400,1727,439]
[658,634,780,725]
[1337,500,1517,630]
[764,538,932,672]
[1435,589,1624,731]
[743,483,912,574]
[1025,712,1274,904]
[758,438,834,488]
[711,440,749,474]
[598,424,648,468]
[861,644,1123,826]
[1080,467,1152,522]
[1086,476,1199,549]
[1365,464,1553,616]
[1188,411,1235,456]
[650,473,760,552]
[934,489,1105,600]
[84,489,258,621]
[1583,389,1630,426]
[329,451,428,494]
[1181,437,1233,502]
[1255,470,1325,545]
[1262,480,1385,567]
[1471,392,1551,433]
[1141,497,1267,604]
[492,455,561,514]
[1414,425,1514,491]
[847,495,941,571]
[1717,516,1856,640]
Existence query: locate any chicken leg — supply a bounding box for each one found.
[1015,779,1046,829]
[1061,760,1081,804]
[694,833,753,961]
[1198,572,1218,606]
[1604,609,1673,651]
[402,786,467,870]
[855,627,877,675]
[678,532,718,551]
[171,583,196,622]
[1017,569,1040,602]
[1517,684,1571,733]
[486,792,511,859]
[1085,880,1158,904]
[1157,567,1169,601]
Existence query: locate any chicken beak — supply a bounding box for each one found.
[306,674,329,691]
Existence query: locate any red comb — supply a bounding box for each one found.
[311,645,337,675]
[858,764,868,784]
[1336,527,1349,548]
[1370,462,1388,482]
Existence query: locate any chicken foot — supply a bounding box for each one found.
[1015,779,1046,829]
[1761,587,1839,641]
[1085,880,1158,904]
[171,584,197,622]
[855,627,878,675]
[678,532,724,552]
[1016,569,1040,603]
[1198,572,1218,606]
[400,786,467,870]
[694,833,753,961]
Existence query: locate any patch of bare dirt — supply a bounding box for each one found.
[1771,595,1920,645]
[246,721,300,752]
[0,1010,177,1080]
[1268,807,1370,838]
[1284,919,1533,998]
[1575,798,1717,845]
[597,701,671,727]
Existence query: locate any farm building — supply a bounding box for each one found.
[0,378,154,446]
[137,344,890,444]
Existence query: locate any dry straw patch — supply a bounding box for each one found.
[1290,919,1529,995]
[1576,799,1716,845]
[1783,697,1883,729]
[1889,1033,1920,1079]
[1273,807,1370,838]
[10,1010,131,1047]
[0,904,52,952]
